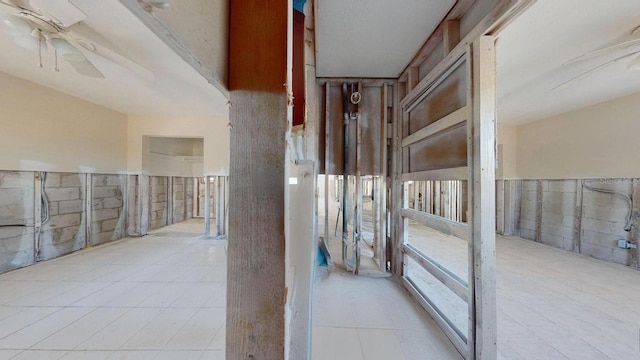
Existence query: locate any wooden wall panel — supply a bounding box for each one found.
[407,125,467,173]
[321,82,387,176]
[407,62,466,135]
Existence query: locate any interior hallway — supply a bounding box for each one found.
[0,219,459,360]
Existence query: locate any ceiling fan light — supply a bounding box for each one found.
[0,13,33,35]
[10,33,40,52]
[50,37,85,62]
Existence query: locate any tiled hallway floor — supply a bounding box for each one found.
[0,219,460,360]
[0,220,227,360]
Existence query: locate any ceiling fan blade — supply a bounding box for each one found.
[563,38,640,65]
[553,52,638,91]
[0,1,21,16]
[64,26,154,81]
[1,0,30,10]
[628,53,640,71]
[28,0,86,28]
[65,56,104,78]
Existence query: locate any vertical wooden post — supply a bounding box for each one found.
[391,83,405,275]
[496,180,505,234]
[203,176,211,238]
[536,180,543,243]
[467,35,497,360]
[630,180,639,269]
[503,180,522,236]
[167,177,174,225]
[85,174,93,246]
[443,20,460,55]
[227,0,289,358]
[215,176,222,236]
[33,172,42,262]
[324,84,330,243]
[574,180,583,253]
[407,66,420,91]
[136,175,149,236]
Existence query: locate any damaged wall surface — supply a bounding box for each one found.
[0,171,197,274]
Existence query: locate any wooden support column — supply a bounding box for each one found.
[630,180,640,269]
[574,180,583,253]
[33,172,42,262]
[443,20,460,55]
[167,177,174,225]
[536,180,543,242]
[467,35,497,360]
[496,180,505,234]
[136,175,149,236]
[203,176,211,238]
[227,1,288,358]
[503,180,522,236]
[407,66,420,91]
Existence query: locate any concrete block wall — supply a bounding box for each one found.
[0,171,36,272]
[39,173,86,261]
[90,174,126,246]
[580,179,633,265]
[540,180,577,251]
[0,171,199,274]
[510,178,637,268]
[519,180,538,240]
[172,177,187,223]
[150,176,168,229]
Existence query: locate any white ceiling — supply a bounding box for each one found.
[3,0,639,127]
[0,0,229,117]
[497,0,640,125]
[315,0,455,78]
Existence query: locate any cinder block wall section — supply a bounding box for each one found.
[39,172,86,261]
[91,174,127,246]
[0,172,36,272]
[150,176,169,230]
[0,171,198,274]
[501,178,638,269]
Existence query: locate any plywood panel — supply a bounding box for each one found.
[407,62,466,135]
[323,83,386,176]
[408,125,467,173]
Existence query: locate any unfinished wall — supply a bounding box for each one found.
[0,72,128,174]
[90,174,127,246]
[0,171,36,272]
[127,115,229,176]
[516,92,640,179]
[172,177,187,223]
[0,171,198,274]
[39,173,86,261]
[150,176,169,229]
[507,178,636,267]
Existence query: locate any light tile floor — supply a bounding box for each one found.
[0,219,460,360]
[407,221,640,360]
[0,220,226,360]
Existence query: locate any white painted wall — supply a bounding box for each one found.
[0,72,128,173]
[515,92,640,179]
[127,115,229,176]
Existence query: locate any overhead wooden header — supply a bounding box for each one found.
[229,1,288,92]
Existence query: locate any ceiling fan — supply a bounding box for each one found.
[553,26,640,90]
[0,0,154,80]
